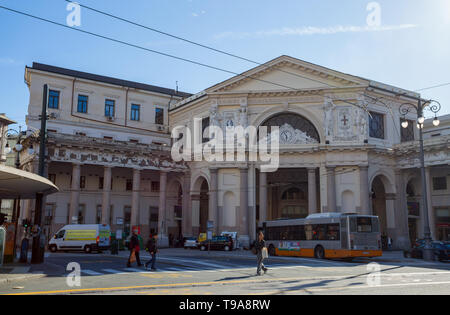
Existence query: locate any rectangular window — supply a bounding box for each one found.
[96,205,102,224]
[401,119,415,142]
[48,174,56,185]
[78,204,86,224]
[77,95,88,113]
[126,179,133,191]
[105,99,115,117]
[202,116,210,143]
[155,108,164,125]
[48,90,60,109]
[433,177,448,191]
[131,104,140,121]
[151,181,160,192]
[369,112,385,139]
[99,177,104,190]
[80,176,86,189]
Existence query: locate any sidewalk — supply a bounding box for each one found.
[0,264,46,285]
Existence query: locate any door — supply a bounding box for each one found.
[408,218,417,245]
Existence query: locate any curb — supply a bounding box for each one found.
[0,273,46,285]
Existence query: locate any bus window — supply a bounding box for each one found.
[350,217,373,233]
[326,224,340,240]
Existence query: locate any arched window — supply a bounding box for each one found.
[261,112,320,144]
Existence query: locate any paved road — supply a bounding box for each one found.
[1,250,449,295]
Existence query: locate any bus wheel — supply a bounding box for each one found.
[314,246,325,259]
[268,245,277,256]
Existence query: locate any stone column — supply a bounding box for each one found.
[182,171,192,237]
[158,171,169,247]
[209,168,219,234]
[240,167,249,247]
[425,167,436,240]
[131,168,140,227]
[259,170,267,226]
[359,166,371,215]
[308,168,317,214]
[326,166,337,212]
[395,169,410,250]
[69,163,81,224]
[101,166,112,225]
[248,164,256,242]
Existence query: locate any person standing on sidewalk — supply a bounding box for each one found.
[127,230,142,268]
[254,231,268,276]
[145,234,158,271]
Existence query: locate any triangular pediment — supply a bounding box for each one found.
[206,56,369,93]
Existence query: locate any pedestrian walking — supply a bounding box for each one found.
[145,234,158,271]
[254,231,268,276]
[127,229,142,268]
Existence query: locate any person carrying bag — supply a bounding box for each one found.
[254,231,268,276]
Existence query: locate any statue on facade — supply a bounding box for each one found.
[323,96,335,139]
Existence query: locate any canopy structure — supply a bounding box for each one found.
[0,165,58,199]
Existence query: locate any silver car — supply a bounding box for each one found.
[184,237,198,249]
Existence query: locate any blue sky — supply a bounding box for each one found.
[0,0,449,128]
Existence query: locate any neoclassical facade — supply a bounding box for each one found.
[17,57,450,249]
[169,56,450,249]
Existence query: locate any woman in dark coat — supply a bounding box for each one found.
[254,231,268,276]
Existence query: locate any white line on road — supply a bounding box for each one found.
[102,269,128,275]
[81,270,103,276]
[157,256,230,269]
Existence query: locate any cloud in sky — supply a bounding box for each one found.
[214,24,419,40]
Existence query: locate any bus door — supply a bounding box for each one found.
[340,217,349,250]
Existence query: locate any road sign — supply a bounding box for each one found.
[207,221,214,230]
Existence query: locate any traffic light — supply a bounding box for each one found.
[22,219,31,228]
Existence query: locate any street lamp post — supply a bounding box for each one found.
[399,99,441,261]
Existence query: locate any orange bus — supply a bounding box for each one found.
[263,213,382,260]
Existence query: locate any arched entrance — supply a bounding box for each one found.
[167,180,183,246]
[192,176,209,236]
[371,174,396,249]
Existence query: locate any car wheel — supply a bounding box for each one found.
[314,246,325,260]
[404,251,412,259]
[200,245,206,251]
[224,245,230,251]
[84,245,92,254]
[49,245,57,253]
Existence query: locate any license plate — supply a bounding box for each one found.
[363,252,370,255]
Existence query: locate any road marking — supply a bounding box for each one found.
[157,256,230,269]
[81,270,103,276]
[102,269,128,275]
[126,268,147,273]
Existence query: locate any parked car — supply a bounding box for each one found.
[404,239,450,261]
[199,236,233,251]
[184,237,198,249]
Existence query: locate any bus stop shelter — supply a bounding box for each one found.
[0,164,58,265]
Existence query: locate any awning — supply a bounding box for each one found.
[0,165,59,199]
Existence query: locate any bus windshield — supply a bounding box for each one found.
[350,217,377,233]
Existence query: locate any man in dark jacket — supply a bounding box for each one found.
[254,231,268,276]
[127,230,142,268]
[145,234,158,271]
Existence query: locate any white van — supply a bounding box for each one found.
[49,224,111,253]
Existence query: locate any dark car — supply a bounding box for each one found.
[404,239,450,261]
[199,236,233,251]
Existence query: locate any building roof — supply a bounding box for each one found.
[27,63,192,98]
[0,114,16,126]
